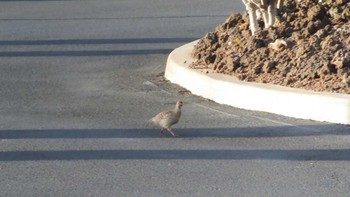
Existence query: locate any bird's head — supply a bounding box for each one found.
[176,101,183,109]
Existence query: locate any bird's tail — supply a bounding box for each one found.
[147,117,156,126]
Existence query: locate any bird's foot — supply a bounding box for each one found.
[166,129,179,138]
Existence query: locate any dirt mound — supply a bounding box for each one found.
[190,0,350,94]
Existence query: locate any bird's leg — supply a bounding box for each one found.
[167,128,179,137]
[160,129,164,137]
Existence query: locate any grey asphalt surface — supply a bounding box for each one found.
[0,1,350,196]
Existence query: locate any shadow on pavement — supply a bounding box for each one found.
[0,15,227,21]
[0,124,349,161]
[0,149,350,161]
[0,49,173,57]
[0,125,349,139]
[0,38,197,46]
[0,37,198,57]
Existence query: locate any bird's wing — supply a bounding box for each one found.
[155,110,173,120]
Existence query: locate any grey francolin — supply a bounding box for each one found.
[150,101,183,137]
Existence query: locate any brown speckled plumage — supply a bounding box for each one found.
[150,101,183,137]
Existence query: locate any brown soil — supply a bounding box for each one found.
[190,0,350,94]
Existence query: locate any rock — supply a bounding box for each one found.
[284,77,293,86]
[307,5,326,21]
[320,62,330,74]
[190,1,350,94]
[216,13,243,32]
[267,28,279,40]
[342,6,350,20]
[315,29,327,38]
[268,39,287,51]
[336,0,346,5]
[342,73,350,88]
[305,20,323,35]
[331,50,350,69]
[249,39,265,49]
[263,61,277,73]
[253,63,263,75]
[321,35,339,50]
[204,32,218,45]
[329,7,342,20]
[225,55,241,72]
[204,54,216,64]
[327,64,338,75]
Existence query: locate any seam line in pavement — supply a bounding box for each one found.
[194,103,240,118]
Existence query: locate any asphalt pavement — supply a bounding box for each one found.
[0,1,349,196]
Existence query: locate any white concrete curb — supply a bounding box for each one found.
[165,40,350,125]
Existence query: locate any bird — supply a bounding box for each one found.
[149,101,183,137]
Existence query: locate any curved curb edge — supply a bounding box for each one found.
[165,40,350,125]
